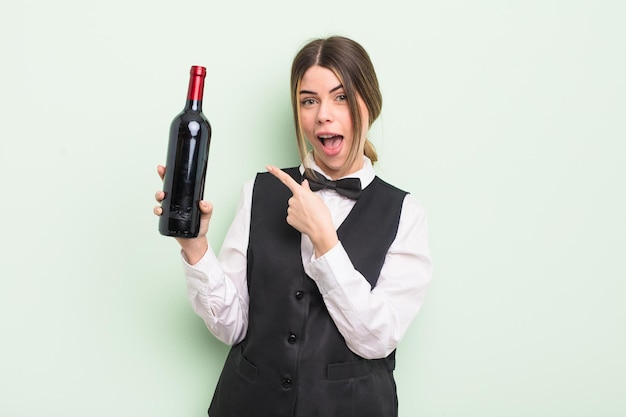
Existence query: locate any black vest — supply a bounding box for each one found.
[209,168,407,417]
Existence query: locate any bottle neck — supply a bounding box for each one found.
[184,66,206,111]
[184,99,203,111]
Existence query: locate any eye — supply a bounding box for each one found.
[300,98,317,107]
[336,94,348,102]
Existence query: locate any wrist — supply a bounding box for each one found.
[312,231,339,258]
[178,237,209,265]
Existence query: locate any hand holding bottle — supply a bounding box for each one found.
[154,164,212,264]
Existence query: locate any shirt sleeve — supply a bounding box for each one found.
[304,194,433,359]
[181,180,254,346]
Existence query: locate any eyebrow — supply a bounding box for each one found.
[299,84,344,95]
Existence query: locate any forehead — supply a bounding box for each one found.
[300,65,343,90]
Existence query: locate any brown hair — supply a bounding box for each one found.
[290,36,381,177]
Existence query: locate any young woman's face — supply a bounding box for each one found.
[298,65,369,179]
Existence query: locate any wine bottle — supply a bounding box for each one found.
[159,66,212,238]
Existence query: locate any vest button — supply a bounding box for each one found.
[287,334,297,344]
[282,378,292,389]
[295,291,304,300]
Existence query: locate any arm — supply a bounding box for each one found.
[182,182,253,346]
[305,195,433,359]
[265,165,433,358]
[155,165,252,345]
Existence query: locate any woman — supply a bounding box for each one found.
[154,35,432,417]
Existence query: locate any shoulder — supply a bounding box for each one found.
[401,193,427,220]
[373,176,409,196]
[372,176,427,220]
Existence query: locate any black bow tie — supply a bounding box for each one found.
[304,170,362,200]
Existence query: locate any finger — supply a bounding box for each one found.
[301,179,312,192]
[199,200,213,214]
[153,206,163,216]
[157,164,166,181]
[266,165,302,194]
[155,190,165,202]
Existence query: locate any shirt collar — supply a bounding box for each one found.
[299,152,376,189]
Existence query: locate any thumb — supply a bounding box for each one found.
[301,179,312,192]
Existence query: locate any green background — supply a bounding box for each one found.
[1,0,624,415]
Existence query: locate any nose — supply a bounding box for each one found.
[316,101,332,124]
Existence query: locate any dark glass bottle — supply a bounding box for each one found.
[159,66,212,238]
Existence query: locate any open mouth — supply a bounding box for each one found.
[318,134,344,150]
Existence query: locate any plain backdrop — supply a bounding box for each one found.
[1,0,624,416]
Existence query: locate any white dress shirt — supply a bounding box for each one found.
[182,154,433,360]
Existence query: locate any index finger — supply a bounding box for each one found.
[266,165,302,194]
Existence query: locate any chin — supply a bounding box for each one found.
[321,159,346,171]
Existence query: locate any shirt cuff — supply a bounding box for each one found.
[181,246,223,294]
[304,242,354,295]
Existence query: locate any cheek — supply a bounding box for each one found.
[300,114,316,139]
